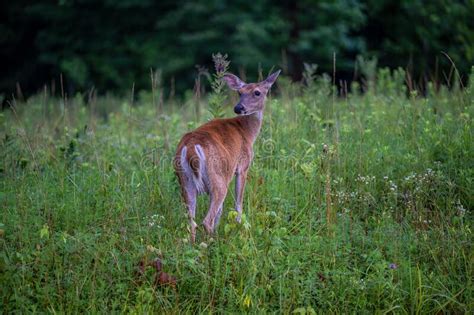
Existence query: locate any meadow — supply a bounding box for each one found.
[1,66,473,313]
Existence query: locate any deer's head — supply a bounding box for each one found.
[223,70,280,115]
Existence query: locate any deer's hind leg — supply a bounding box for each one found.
[180,175,198,243]
[203,184,227,234]
[202,164,234,234]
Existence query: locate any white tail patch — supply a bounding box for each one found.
[180,145,207,194]
[194,144,207,193]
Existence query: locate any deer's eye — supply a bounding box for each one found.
[254,90,261,96]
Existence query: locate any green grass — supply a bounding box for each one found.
[1,69,473,313]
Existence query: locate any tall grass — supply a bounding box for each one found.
[1,67,472,313]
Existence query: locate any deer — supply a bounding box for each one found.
[174,70,281,242]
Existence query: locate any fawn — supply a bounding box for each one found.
[174,70,280,242]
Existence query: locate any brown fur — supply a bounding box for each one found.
[175,115,258,183]
[174,71,280,242]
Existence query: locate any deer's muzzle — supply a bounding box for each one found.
[234,103,245,114]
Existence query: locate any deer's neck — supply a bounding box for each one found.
[240,111,263,144]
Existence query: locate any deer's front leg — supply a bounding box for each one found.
[235,168,248,223]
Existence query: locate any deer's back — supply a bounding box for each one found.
[175,117,252,180]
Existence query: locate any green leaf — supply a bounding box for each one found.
[40,224,49,239]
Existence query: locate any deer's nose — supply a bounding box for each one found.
[234,103,245,114]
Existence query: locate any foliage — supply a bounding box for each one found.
[1,0,472,95]
[0,66,473,312]
[363,0,474,81]
[208,53,230,119]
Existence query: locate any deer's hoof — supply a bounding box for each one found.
[202,221,213,234]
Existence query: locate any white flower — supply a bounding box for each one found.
[456,201,466,217]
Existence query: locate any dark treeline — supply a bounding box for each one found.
[1,0,473,97]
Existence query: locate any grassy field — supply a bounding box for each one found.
[1,68,473,313]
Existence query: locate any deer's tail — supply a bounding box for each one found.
[180,144,207,194]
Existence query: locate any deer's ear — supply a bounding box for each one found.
[223,73,246,90]
[263,70,281,88]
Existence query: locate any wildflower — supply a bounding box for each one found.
[322,143,329,154]
[456,200,466,217]
[389,263,398,269]
[212,53,230,74]
[146,245,160,253]
[243,295,252,308]
[389,180,397,191]
[147,214,163,227]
